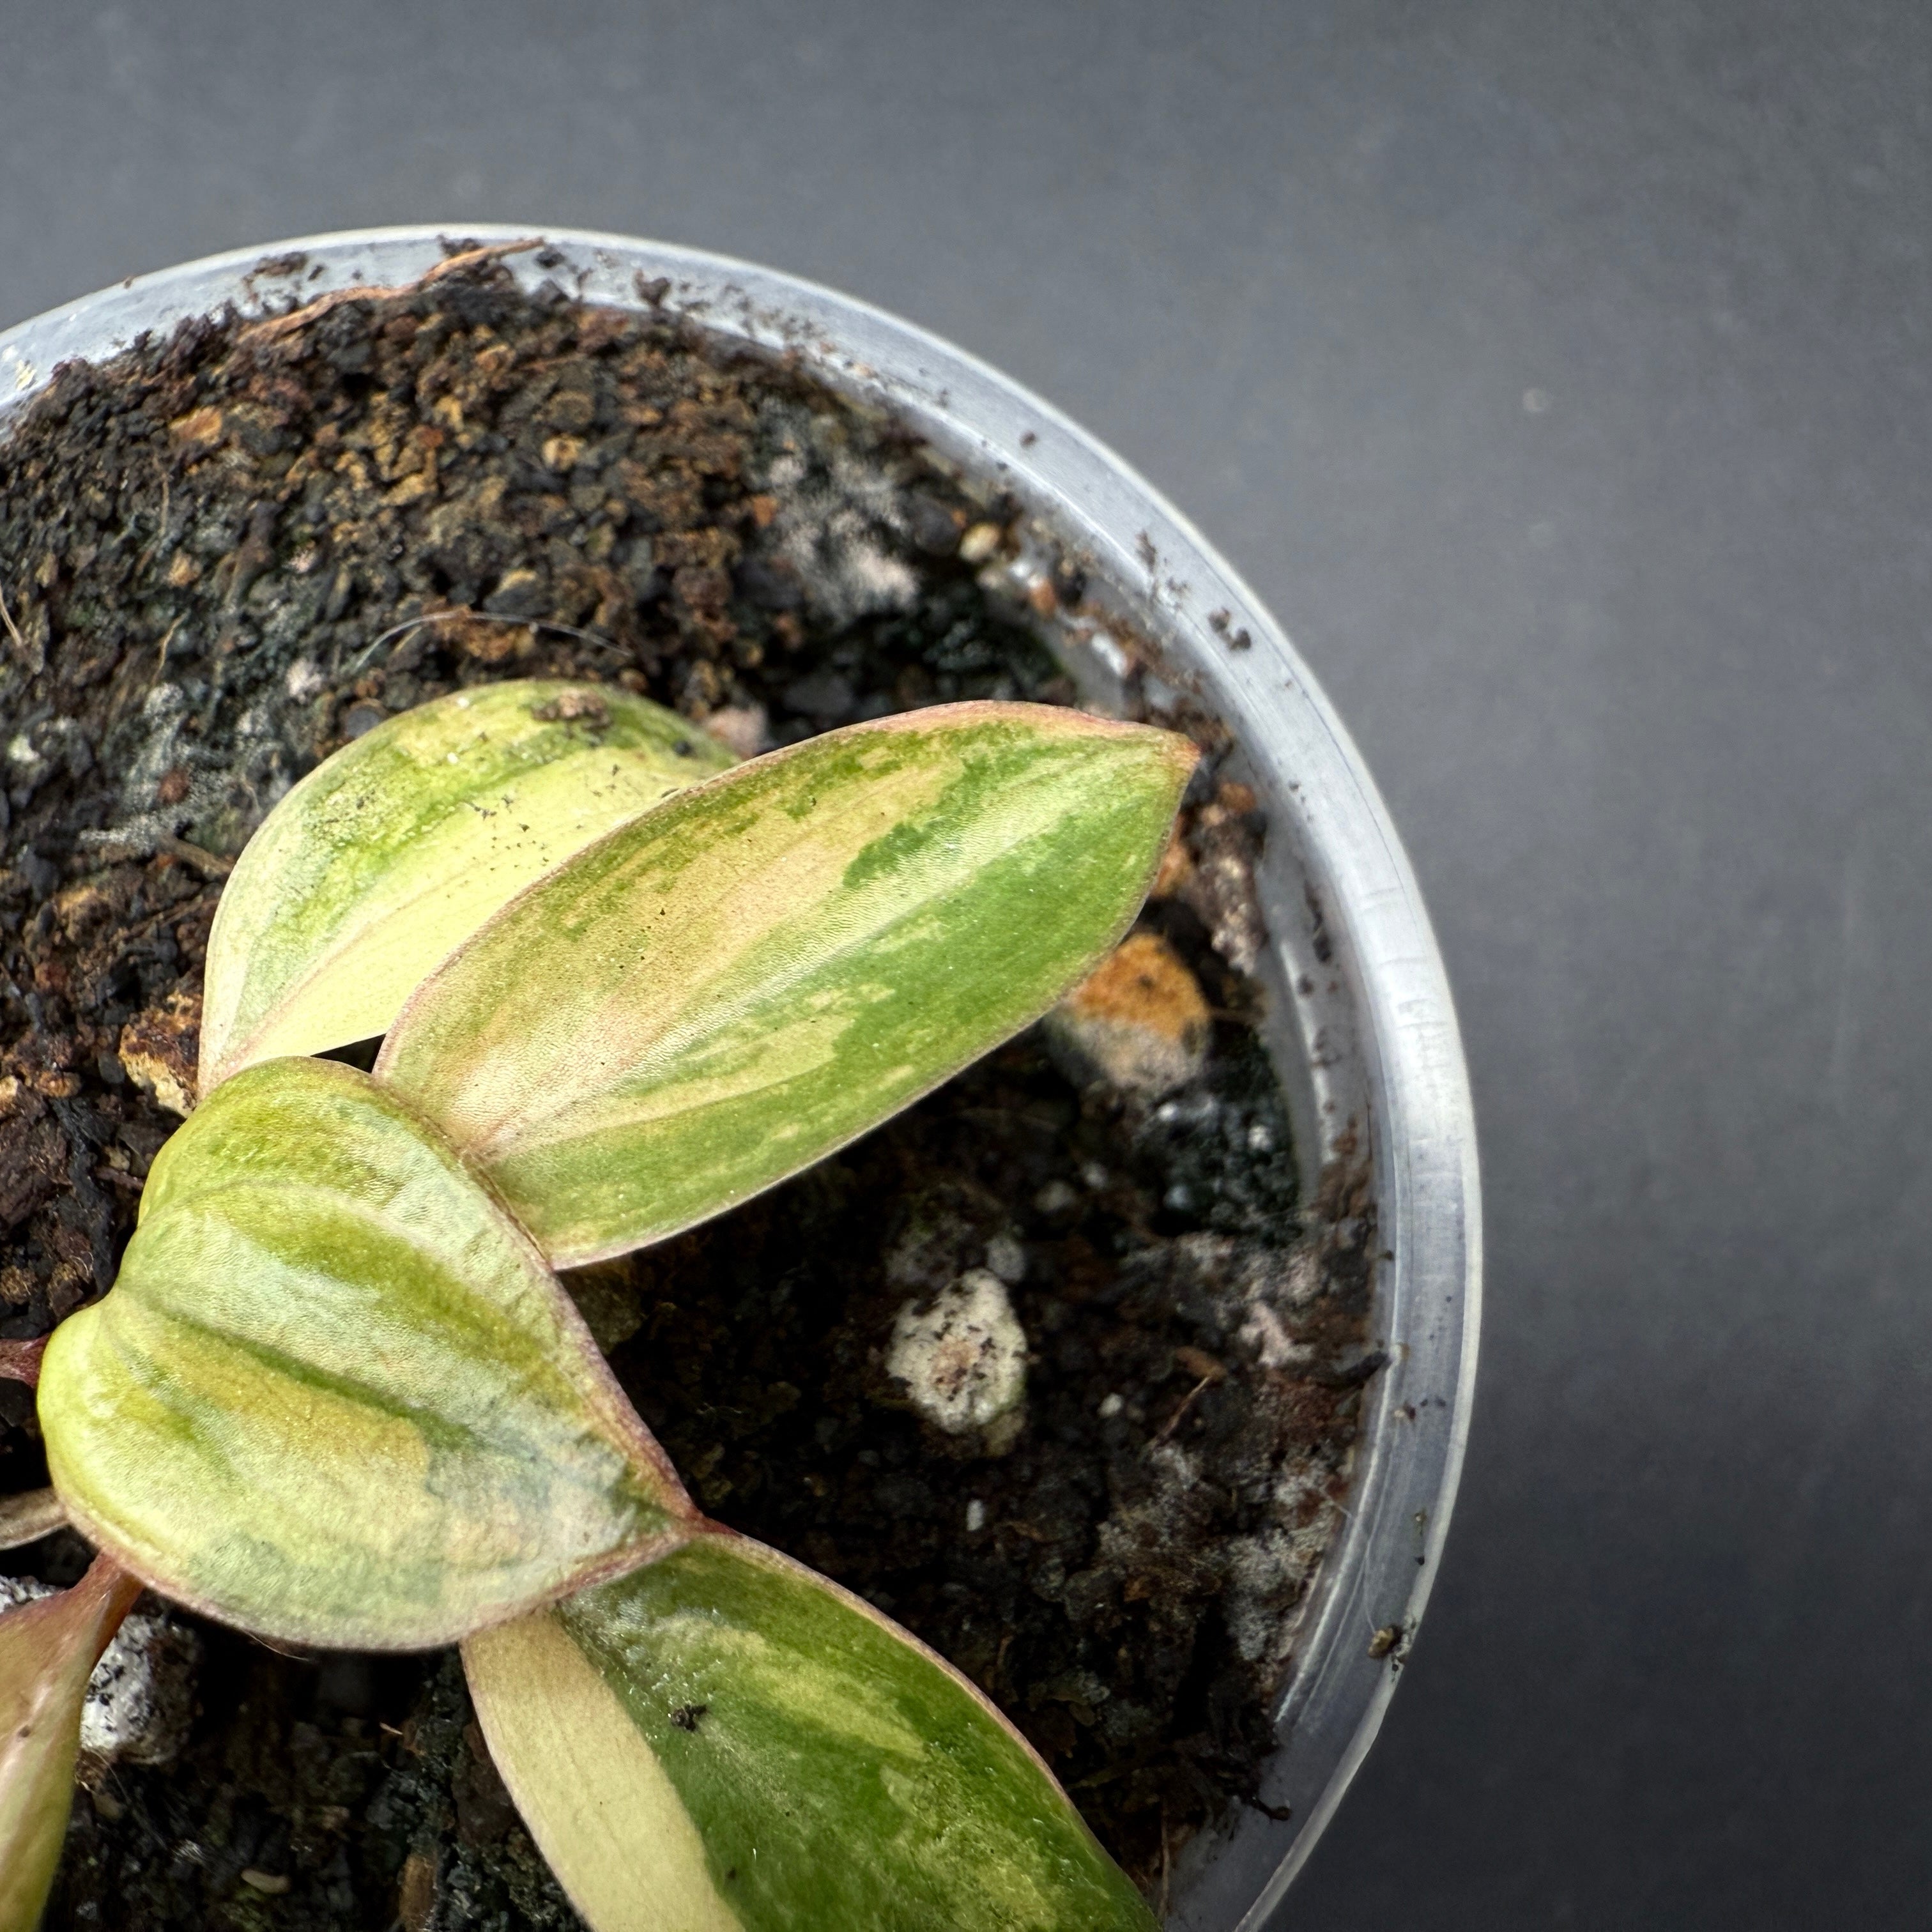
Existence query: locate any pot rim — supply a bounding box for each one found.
[0,227,1480,1930]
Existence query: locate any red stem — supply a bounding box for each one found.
[72,1553,146,1663]
[0,1337,46,1387]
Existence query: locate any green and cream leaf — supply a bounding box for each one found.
[1,1556,144,1932]
[199,680,734,1088]
[464,1532,1159,1932]
[379,702,1197,1266]
[39,1058,694,1650]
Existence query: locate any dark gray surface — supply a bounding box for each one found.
[4,3,1928,1925]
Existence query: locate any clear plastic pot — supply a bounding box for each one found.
[0,228,1480,1930]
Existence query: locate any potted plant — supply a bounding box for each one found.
[0,231,1478,1929]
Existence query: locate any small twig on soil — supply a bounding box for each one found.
[238,238,544,346]
[347,607,624,677]
[0,1487,66,1551]
[0,581,26,659]
[0,1337,47,1386]
[82,831,231,877]
[1152,1374,1216,1445]
[155,835,234,878]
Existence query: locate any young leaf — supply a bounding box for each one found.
[1,1555,143,1932]
[0,1491,65,1554]
[464,1531,1159,1932]
[199,680,735,1089]
[38,1058,694,1650]
[380,702,1197,1266]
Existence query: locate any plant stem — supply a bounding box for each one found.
[0,1340,45,1388]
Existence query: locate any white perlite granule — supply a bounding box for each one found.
[0,1576,197,1768]
[887,1268,1029,1446]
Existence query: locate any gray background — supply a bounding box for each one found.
[4,2,1928,1925]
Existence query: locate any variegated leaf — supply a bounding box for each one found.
[465,1531,1158,1932]
[379,702,1196,1266]
[1,1556,143,1932]
[199,680,735,1088]
[39,1058,694,1650]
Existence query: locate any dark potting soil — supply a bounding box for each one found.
[0,249,1377,1928]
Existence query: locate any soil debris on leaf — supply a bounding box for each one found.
[0,254,1374,1921]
